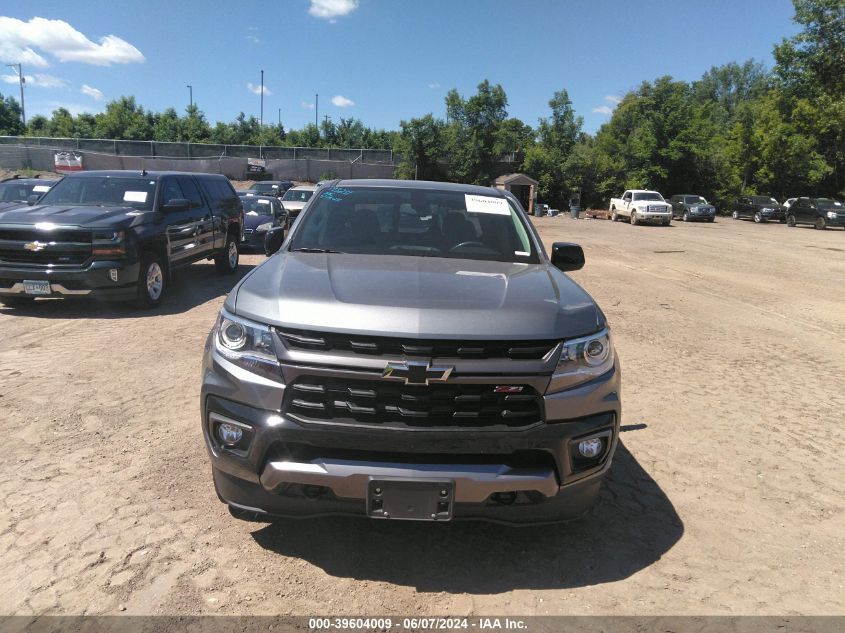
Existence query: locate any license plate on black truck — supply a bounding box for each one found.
[23,280,50,295]
[368,479,454,521]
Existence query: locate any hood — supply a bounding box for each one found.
[281,201,307,212]
[230,253,601,340]
[0,204,151,229]
[0,201,27,213]
[244,211,275,230]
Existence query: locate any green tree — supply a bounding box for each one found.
[395,114,448,180]
[0,92,24,135]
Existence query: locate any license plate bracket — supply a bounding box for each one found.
[22,280,51,295]
[367,478,454,521]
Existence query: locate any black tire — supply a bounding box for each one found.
[815,217,826,230]
[0,296,36,308]
[787,214,796,227]
[136,251,166,309]
[611,208,618,222]
[732,210,740,220]
[630,211,638,226]
[753,211,764,223]
[215,232,240,275]
[683,212,689,222]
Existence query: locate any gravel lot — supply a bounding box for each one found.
[1,214,843,616]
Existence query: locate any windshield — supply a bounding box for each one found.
[633,192,664,201]
[289,186,538,263]
[816,199,843,209]
[250,183,279,193]
[0,182,46,202]
[282,188,314,202]
[241,197,282,216]
[751,196,778,205]
[684,196,707,204]
[39,176,158,209]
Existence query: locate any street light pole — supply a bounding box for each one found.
[6,64,25,126]
[259,70,264,126]
[315,93,318,133]
[278,108,281,127]
[186,84,193,111]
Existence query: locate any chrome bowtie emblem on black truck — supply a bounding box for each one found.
[382,360,454,385]
[24,241,48,252]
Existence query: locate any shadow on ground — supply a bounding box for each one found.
[250,439,683,593]
[0,261,257,319]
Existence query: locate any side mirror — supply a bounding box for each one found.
[264,226,286,256]
[551,242,585,272]
[27,194,41,206]
[161,198,190,213]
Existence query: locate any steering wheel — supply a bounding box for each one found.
[449,241,487,252]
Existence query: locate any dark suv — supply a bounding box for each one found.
[668,194,716,222]
[0,170,243,308]
[731,196,786,223]
[0,176,58,211]
[201,179,620,525]
[248,181,293,198]
[786,197,845,230]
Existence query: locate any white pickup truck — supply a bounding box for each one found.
[609,190,672,226]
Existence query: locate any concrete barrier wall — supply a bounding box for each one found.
[0,145,397,182]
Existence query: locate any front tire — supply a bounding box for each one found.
[611,208,618,222]
[683,211,689,222]
[136,251,166,309]
[787,214,796,227]
[630,211,638,226]
[215,232,240,275]
[732,210,740,220]
[753,211,763,223]
[815,217,826,230]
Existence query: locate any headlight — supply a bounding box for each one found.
[92,229,126,257]
[552,328,615,389]
[255,222,273,232]
[827,211,837,219]
[214,308,282,381]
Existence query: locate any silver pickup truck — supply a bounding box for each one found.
[200,179,621,524]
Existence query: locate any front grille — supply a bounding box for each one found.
[0,227,92,266]
[279,329,557,360]
[284,377,544,430]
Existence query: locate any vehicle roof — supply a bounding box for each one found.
[239,193,279,200]
[626,189,661,194]
[0,178,57,185]
[60,170,226,180]
[676,193,705,197]
[334,179,508,197]
[251,180,291,184]
[288,184,318,191]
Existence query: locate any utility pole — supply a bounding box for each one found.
[315,93,319,133]
[278,107,281,127]
[6,64,25,126]
[259,70,264,126]
[186,84,193,111]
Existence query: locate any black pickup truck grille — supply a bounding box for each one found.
[0,227,92,266]
[279,329,557,360]
[284,377,544,430]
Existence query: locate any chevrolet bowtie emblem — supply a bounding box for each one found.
[24,241,48,252]
[382,360,453,385]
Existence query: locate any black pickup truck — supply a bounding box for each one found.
[0,170,243,308]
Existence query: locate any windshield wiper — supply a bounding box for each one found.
[291,247,345,254]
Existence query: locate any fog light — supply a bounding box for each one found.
[109,269,119,282]
[217,423,243,445]
[578,437,604,458]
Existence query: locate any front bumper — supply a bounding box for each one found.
[200,338,622,524]
[0,259,140,299]
[760,209,786,221]
[241,229,269,252]
[636,211,671,222]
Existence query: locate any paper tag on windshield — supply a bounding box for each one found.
[465,194,510,215]
[258,199,269,204]
[32,185,50,192]
[124,191,147,203]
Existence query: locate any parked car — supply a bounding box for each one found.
[201,179,620,525]
[0,170,243,309]
[248,180,293,198]
[730,196,786,223]
[239,193,287,251]
[0,176,58,211]
[786,197,845,230]
[668,194,716,222]
[279,184,316,227]
[609,190,672,225]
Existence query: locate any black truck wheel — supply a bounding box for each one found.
[215,233,239,275]
[136,251,166,309]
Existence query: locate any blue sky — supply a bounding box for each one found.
[1,0,800,135]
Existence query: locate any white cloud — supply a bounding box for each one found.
[246,35,261,44]
[80,84,103,100]
[0,17,144,67]
[301,101,315,110]
[427,82,440,89]
[309,0,359,21]
[46,101,101,116]
[247,82,271,96]
[2,73,68,88]
[604,95,622,105]
[331,95,354,107]
[593,106,614,115]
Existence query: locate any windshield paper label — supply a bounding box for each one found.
[124,191,148,203]
[465,194,510,215]
[32,185,50,192]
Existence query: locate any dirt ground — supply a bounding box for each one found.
[1,214,843,616]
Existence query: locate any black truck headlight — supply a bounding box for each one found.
[92,229,126,257]
[552,328,615,389]
[214,308,282,381]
